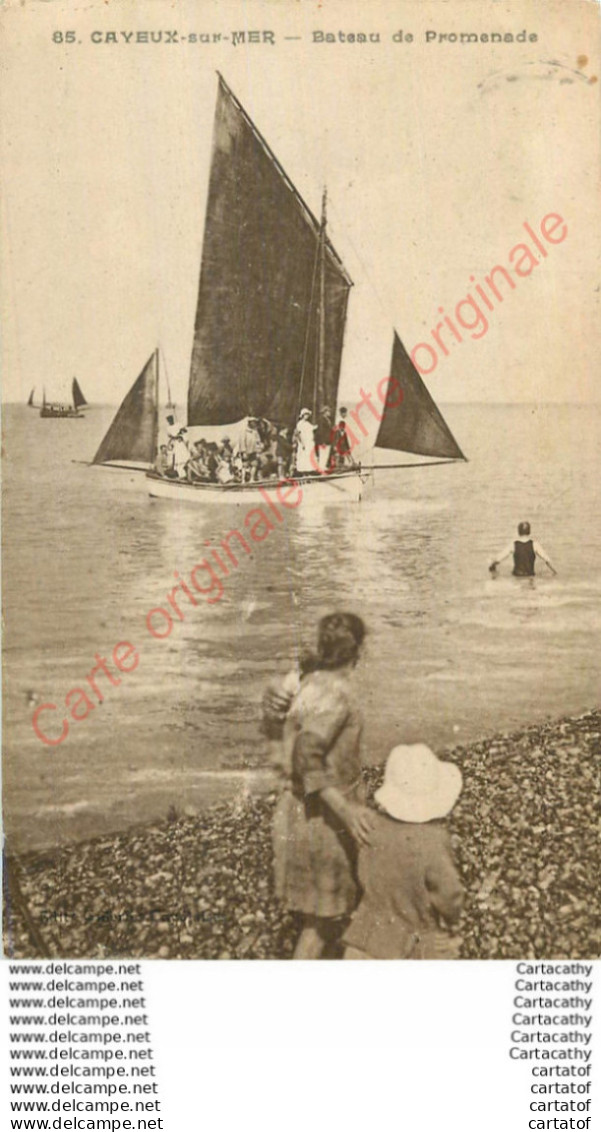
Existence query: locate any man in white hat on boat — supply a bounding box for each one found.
[343,744,464,960]
[170,427,193,480]
[293,407,317,474]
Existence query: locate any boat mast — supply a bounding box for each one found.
[314,187,327,418]
[152,347,160,462]
[159,345,175,414]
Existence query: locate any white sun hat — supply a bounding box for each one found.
[299,407,312,418]
[375,744,462,823]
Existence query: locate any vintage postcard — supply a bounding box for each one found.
[2,0,600,961]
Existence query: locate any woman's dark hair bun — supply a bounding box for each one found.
[317,612,366,669]
[300,612,366,675]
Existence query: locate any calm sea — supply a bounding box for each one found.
[3,403,600,851]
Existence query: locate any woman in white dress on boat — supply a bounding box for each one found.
[293,408,317,474]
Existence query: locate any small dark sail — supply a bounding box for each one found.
[27,389,35,407]
[72,379,87,409]
[188,75,352,429]
[93,352,158,466]
[375,332,466,460]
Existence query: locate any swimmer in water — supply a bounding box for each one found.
[489,521,557,577]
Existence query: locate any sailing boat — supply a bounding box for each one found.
[93,74,464,502]
[40,379,87,419]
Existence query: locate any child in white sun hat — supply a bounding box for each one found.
[343,744,464,960]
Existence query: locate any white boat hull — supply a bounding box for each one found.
[146,468,371,505]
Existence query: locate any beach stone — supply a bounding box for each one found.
[3,709,599,962]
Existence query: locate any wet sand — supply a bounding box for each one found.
[4,709,600,960]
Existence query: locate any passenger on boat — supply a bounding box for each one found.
[171,428,193,479]
[231,451,245,482]
[219,463,235,484]
[246,452,262,483]
[316,405,333,471]
[156,444,176,477]
[165,415,182,446]
[256,437,278,480]
[204,443,220,482]
[328,407,356,471]
[215,440,235,484]
[293,408,318,474]
[241,417,262,458]
[489,521,557,577]
[276,427,294,479]
[255,419,279,479]
[255,417,273,447]
[184,440,209,482]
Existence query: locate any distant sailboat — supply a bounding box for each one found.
[93,74,465,502]
[40,380,86,419]
[27,389,36,408]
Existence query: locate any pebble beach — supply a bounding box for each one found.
[4,709,600,961]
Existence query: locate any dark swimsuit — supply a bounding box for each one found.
[513,539,536,577]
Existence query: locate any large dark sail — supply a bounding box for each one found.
[188,75,352,428]
[375,332,466,460]
[72,379,87,409]
[93,352,158,465]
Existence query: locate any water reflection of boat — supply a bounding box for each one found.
[40,379,87,419]
[93,74,465,505]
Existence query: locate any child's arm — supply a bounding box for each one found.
[261,671,299,739]
[319,786,373,847]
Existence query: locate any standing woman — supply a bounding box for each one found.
[264,613,373,959]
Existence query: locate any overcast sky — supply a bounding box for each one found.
[2,0,599,406]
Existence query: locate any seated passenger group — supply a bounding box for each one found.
[156,408,356,485]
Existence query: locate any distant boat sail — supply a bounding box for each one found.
[72,379,88,411]
[93,74,465,501]
[27,389,36,408]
